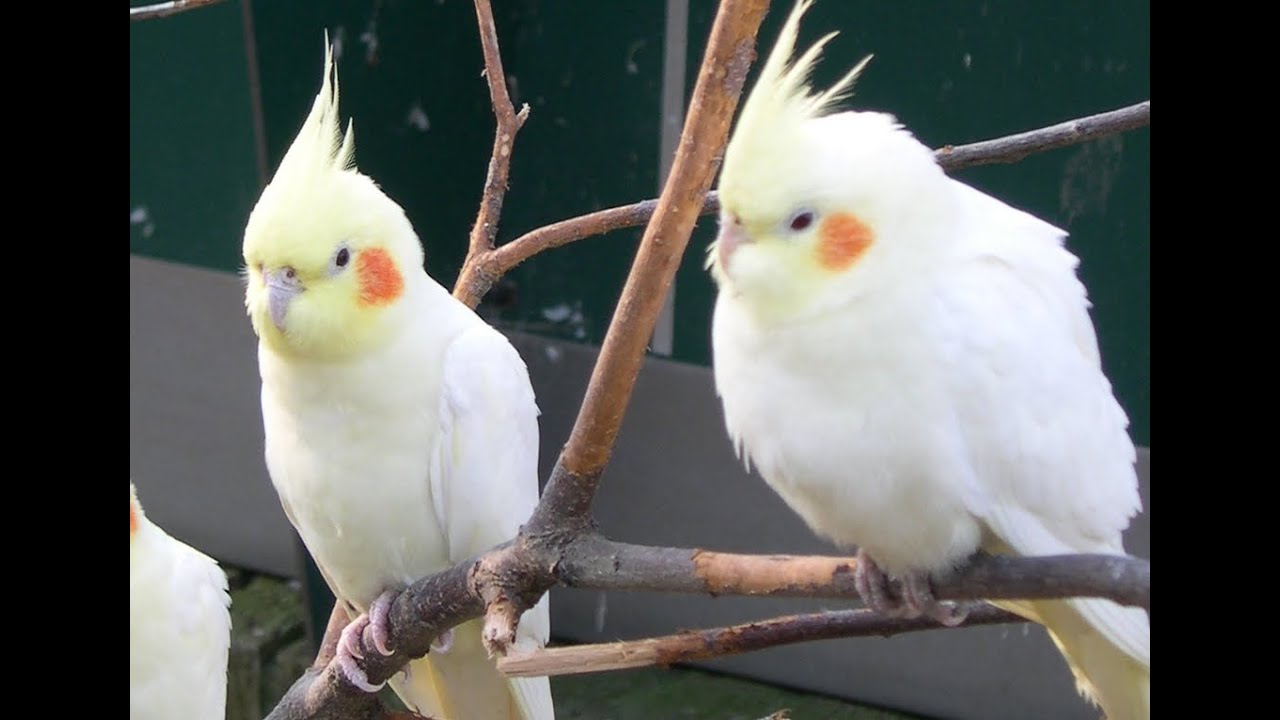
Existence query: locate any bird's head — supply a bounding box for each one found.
[709,0,954,325]
[243,35,423,360]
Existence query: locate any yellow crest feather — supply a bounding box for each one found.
[720,0,871,205]
[273,31,357,187]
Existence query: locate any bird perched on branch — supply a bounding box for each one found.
[706,2,1149,718]
[242,37,553,720]
[129,482,231,720]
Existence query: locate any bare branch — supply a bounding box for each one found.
[557,538,1150,612]
[936,100,1150,170]
[457,100,1151,293]
[499,605,1022,678]
[269,527,1150,717]
[453,0,532,308]
[526,0,771,534]
[129,0,227,21]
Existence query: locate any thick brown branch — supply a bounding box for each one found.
[453,0,532,308]
[526,0,770,534]
[129,0,227,21]
[463,100,1151,288]
[498,604,1022,678]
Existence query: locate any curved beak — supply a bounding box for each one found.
[265,268,303,333]
[715,215,750,269]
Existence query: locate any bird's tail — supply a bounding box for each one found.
[995,598,1149,720]
[387,615,554,720]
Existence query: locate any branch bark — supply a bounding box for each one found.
[129,0,227,21]
[498,605,1023,678]
[935,100,1150,170]
[452,0,531,309]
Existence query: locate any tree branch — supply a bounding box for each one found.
[129,0,227,21]
[455,100,1151,296]
[498,604,1023,678]
[524,0,770,534]
[271,534,1149,717]
[452,0,532,309]
[935,100,1150,170]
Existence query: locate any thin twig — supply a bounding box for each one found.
[936,100,1150,170]
[455,100,1151,300]
[452,0,532,308]
[498,605,1022,678]
[130,0,227,21]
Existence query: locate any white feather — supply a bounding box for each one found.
[130,486,231,720]
[259,275,554,719]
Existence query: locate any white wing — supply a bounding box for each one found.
[437,323,553,720]
[938,179,1148,665]
[131,530,232,720]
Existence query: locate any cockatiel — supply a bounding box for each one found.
[241,38,553,720]
[129,482,232,720]
[706,2,1149,719]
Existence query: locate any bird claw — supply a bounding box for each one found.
[854,548,969,626]
[430,628,454,654]
[902,573,970,627]
[337,649,386,693]
[334,591,401,694]
[854,548,911,618]
[364,590,398,657]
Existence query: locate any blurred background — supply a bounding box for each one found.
[130,1,1149,718]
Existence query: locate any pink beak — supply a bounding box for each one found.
[716,215,749,268]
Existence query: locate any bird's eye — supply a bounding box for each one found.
[788,211,815,232]
[335,247,351,268]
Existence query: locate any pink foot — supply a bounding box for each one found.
[902,573,970,627]
[335,591,400,693]
[363,590,398,657]
[854,548,910,617]
[854,549,969,626]
[431,628,454,654]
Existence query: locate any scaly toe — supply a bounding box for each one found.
[336,649,386,693]
[855,549,913,618]
[431,628,455,654]
[366,590,398,657]
[903,573,969,627]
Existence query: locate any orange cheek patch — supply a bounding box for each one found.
[816,212,875,271]
[130,498,137,536]
[357,248,404,306]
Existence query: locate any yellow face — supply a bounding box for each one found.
[711,189,877,323]
[242,175,412,360]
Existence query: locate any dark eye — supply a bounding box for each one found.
[789,211,815,232]
[335,248,350,268]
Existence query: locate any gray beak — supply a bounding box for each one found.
[265,267,303,332]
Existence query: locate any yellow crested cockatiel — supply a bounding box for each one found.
[129,483,232,720]
[241,37,553,720]
[706,2,1149,719]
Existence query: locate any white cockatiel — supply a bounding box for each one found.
[707,2,1149,719]
[241,39,554,720]
[129,483,232,720]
